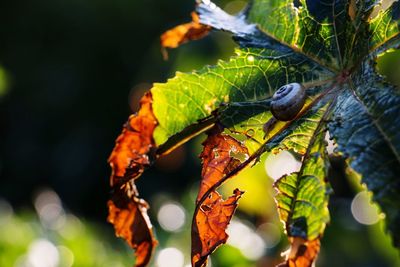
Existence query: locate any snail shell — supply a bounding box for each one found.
[271,83,306,121]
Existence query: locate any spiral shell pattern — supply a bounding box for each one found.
[270,83,306,121]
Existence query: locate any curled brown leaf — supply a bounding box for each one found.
[108,92,158,266]
[277,238,321,267]
[108,92,157,187]
[108,184,157,267]
[192,126,249,267]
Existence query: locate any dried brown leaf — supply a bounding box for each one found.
[196,126,248,203]
[108,92,158,266]
[277,238,321,267]
[160,12,210,51]
[108,92,157,187]
[108,184,157,267]
[192,189,243,267]
[192,126,249,267]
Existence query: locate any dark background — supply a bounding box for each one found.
[0,0,231,220]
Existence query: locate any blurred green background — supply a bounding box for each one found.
[0,0,399,266]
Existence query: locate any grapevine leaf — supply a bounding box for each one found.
[108,185,157,267]
[329,62,400,246]
[192,126,247,267]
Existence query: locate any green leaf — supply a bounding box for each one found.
[328,62,400,246]
[196,0,292,52]
[218,85,332,154]
[369,1,400,53]
[247,0,350,70]
[151,48,332,147]
[274,102,331,240]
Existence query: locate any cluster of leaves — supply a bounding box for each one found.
[107,0,400,266]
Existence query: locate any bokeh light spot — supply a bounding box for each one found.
[227,220,266,260]
[257,223,281,249]
[156,248,184,267]
[157,202,186,232]
[57,246,74,267]
[58,214,84,239]
[264,151,301,180]
[351,191,381,225]
[27,239,59,267]
[33,188,66,230]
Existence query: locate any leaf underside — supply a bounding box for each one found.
[108,0,400,266]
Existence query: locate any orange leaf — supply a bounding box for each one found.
[192,189,243,267]
[277,238,321,267]
[108,184,157,267]
[108,92,157,187]
[196,126,248,203]
[108,92,158,266]
[160,12,211,50]
[192,126,249,267]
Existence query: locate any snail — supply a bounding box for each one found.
[270,82,306,121]
[236,82,307,139]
